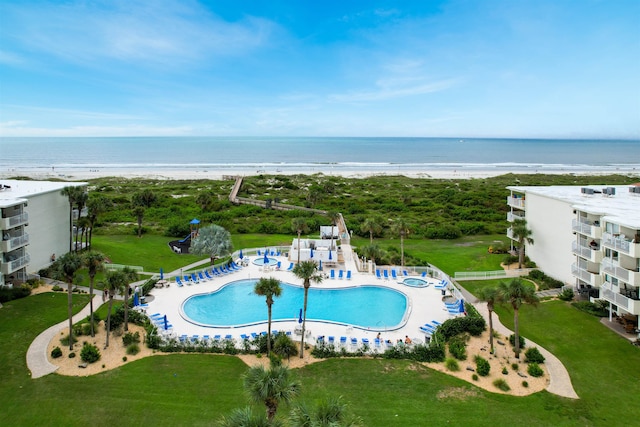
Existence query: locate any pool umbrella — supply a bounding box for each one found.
[459,299,465,314]
[328,248,332,261]
[239,249,243,259]
[159,268,163,280]
[263,251,269,264]
[133,292,139,307]
[319,260,322,270]
[163,315,168,330]
[310,247,314,258]
[298,308,303,323]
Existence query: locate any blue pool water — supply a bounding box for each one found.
[181,279,408,330]
[252,257,278,266]
[403,278,430,288]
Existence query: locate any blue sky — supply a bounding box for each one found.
[0,0,638,138]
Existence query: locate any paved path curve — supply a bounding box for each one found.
[456,284,579,399]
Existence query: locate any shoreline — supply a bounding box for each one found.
[2,164,639,181]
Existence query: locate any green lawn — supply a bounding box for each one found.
[2,288,639,426]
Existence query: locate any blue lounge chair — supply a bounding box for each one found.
[240,334,250,340]
[421,271,427,278]
[383,270,389,280]
[362,338,370,345]
[230,261,242,270]
[225,334,233,341]
[317,336,325,344]
[214,335,221,341]
[202,335,210,342]
[403,270,409,277]
[183,275,192,285]
[286,331,292,337]
[391,270,398,280]
[338,270,344,280]
[340,336,347,346]
[346,270,352,280]
[328,336,335,345]
[374,338,382,348]
[191,273,200,284]
[205,270,214,280]
[191,335,199,343]
[179,335,188,343]
[198,272,206,281]
[376,269,382,279]
[257,249,262,255]
[286,263,294,271]
[350,337,358,346]
[175,276,184,287]
[276,261,282,270]
[330,269,335,279]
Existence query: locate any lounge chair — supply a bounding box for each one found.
[230,261,242,270]
[213,335,221,341]
[286,263,294,271]
[224,334,233,341]
[276,261,282,270]
[328,336,335,345]
[350,337,358,346]
[361,338,370,345]
[257,250,262,255]
[421,271,427,278]
[376,269,382,279]
[175,276,184,287]
[391,270,398,280]
[202,335,210,342]
[240,334,250,340]
[198,272,207,281]
[179,335,188,343]
[183,275,192,285]
[191,273,200,284]
[340,336,347,346]
[402,270,409,277]
[338,270,344,280]
[205,270,214,280]
[191,335,199,343]
[383,270,389,280]
[346,270,352,280]
[330,269,335,279]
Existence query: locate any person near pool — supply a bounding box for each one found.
[405,335,412,344]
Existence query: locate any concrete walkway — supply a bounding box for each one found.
[456,282,579,399]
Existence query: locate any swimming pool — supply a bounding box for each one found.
[181,279,409,330]
[252,257,278,266]
[402,278,430,288]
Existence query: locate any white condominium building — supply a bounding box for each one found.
[1,180,86,287]
[506,184,640,320]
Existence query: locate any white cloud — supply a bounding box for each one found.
[329,78,459,102]
[0,123,194,138]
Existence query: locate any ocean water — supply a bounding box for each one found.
[1,137,639,175]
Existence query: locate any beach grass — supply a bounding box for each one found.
[3,292,639,426]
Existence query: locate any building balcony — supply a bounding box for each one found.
[507,212,526,222]
[572,241,603,263]
[1,233,29,252]
[1,253,30,275]
[601,282,640,316]
[571,263,603,287]
[507,196,525,209]
[1,212,29,230]
[602,232,639,258]
[602,259,640,287]
[571,219,602,239]
[506,227,515,240]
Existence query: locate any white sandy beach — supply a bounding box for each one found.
[2,164,639,181]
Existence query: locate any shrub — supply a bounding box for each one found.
[558,288,574,301]
[502,367,508,375]
[472,374,479,381]
[525,347,545,364]
[522,381,529,388]
[122,356,128,362]
[0,286,31,303]
[80,343,101,363]
[509,334,526,350]
[126,343,140,355]
[122,331,141,346]
[81,323,92,336]
[511,363,519,371]
[448,334,468,360]
[69,352,76,358]
[528,269,545,280]
[445,357,460,371]
[439,317,486,340]
[51,347,63,359]
[493,378,511,391]
[475,355,490,376]
[571,301,609,317]
[527,363,544,377]
[52,285,63,292]
[60,334,78,346]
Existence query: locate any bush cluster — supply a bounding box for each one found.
[122,331,141,346]
[558,288,575,301]
[0,286,31,303]
[527,363,544,377]
[126,343,140,355]
[527,269,564,290]
[439,316,486,340]
[445,357,460,371]
[524,347,545,364]
[51,347,63,359]
[509,334,526,350]
[475,355,491,376]
[80,343,101,363]
[493,378,511,391]
[571,300,609,317]
[448,334,468,360]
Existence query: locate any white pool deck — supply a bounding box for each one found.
[144,248,459,347]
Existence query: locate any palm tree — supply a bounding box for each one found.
[243,364,300,422]
[190,224,233,264]
[103,270,127,348]
[289,396,363,427]
[511,219,534,269]
[326,211,341,251]
[121,267,139,332]
[292,260,323,358]
[392,217,411,267]
[273,333,298,362]
[497,278,539,359]
[83,251,105,337]
[291,217,308,263]
[360,243,383,265]
[61,186,81,252]
[477,286,499,354]
[360,216,382,244]
[57,252,82,350]
[86,194,111,249]
[254,277,282,357]
[74,191,88,251]
[218,407,279,427]
[131,190,157,238]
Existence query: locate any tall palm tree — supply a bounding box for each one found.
[326,211,341,250]
[57,252,82,350]
[103,270,127,348]
[289,396,363,427]
[254,277,282,357]
[86,194,111,249]
[74,191,88,251]
[477,286,499,354]
[361,243,383,265]
[120,267,139,332]
[292,260,323,358]
[360,216,382,244]
[83,251,105,337]
[392,217,411,267]
[497,278,539,359]
[131,189,157,238]
[60,186,81,252]
[291,217,308,263]
[511,219,534,269]
[243,364,300,422]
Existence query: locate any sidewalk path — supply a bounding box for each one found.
[455,281,579,399]
[27,294,105,379]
